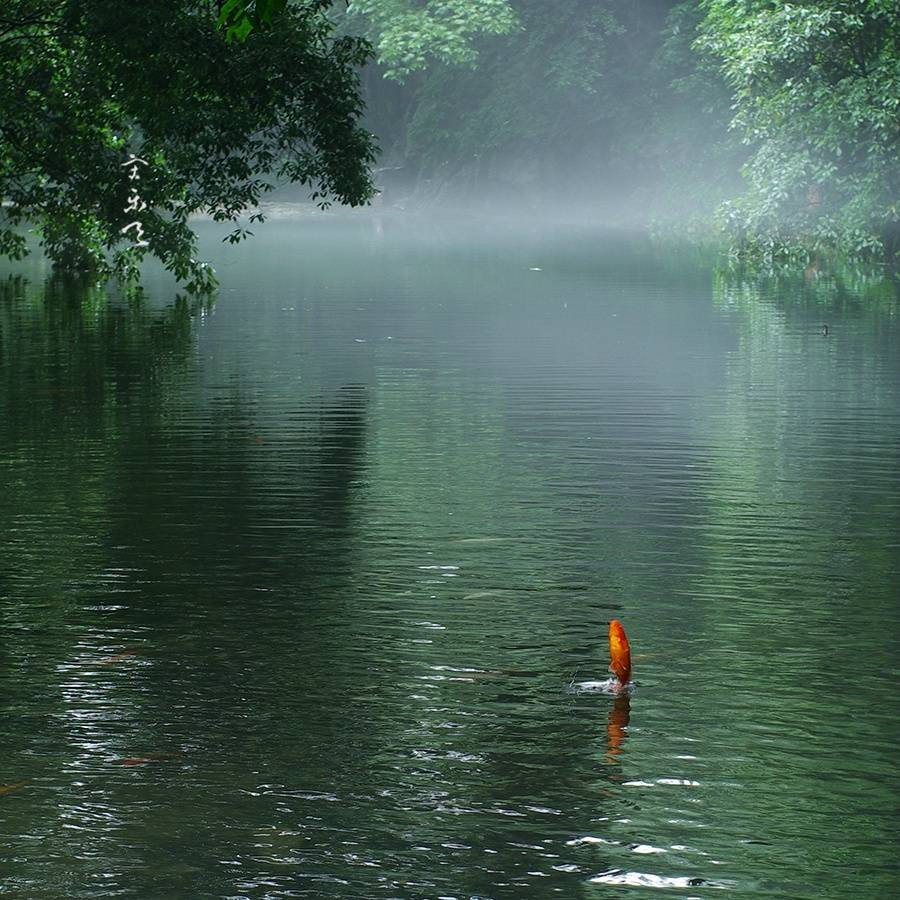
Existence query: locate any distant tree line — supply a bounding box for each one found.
[350,0,899,259]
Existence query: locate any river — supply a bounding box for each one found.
[1,215,898,897]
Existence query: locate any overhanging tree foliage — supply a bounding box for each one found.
[0,0,377,291]
[346,0,519,80]
[217,0,291,42]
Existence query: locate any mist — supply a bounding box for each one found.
[262,0,897,259]
[354,1,740,228]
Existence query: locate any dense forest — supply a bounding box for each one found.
[1,0,898,287]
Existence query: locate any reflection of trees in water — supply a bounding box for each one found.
[691,261,900,761]
[0,274,199,602]
[107,383,369,585]
[0,275,374,873]
[706,263,900,588]
[0,271,372,596]
[0,275,210,885]
[713,260,899,321]
[0,274,198,436]
[99,377,373,789]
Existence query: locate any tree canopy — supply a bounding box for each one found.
[699,0,900,257]
[345,0,519,80]
[0,0,377,290]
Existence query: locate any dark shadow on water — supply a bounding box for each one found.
[0,273,376,824]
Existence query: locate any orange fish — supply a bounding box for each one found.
[0,780,27,797]
[608,619,632,686]
[111,753,179,767]
[99,649,139,665]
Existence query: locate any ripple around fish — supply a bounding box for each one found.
[588,868,728,889]
[568,678,634,695]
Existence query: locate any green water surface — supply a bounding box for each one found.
[1,217,898,898]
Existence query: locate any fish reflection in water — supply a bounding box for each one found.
[606,695,630,763]
[563,620,634,762]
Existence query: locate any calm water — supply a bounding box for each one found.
[1,216,898,898]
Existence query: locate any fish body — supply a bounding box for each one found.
[112,752,179,767]
[99,649,139,665]
[0,780,27,797]
[608,619,632,686]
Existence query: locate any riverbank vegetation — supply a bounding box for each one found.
[352,0,899,262]
[1,1,897,288]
